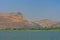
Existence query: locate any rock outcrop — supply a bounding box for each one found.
[35,19,56,28]
[0,12,41,29]
[0,12,58,29]
[51,22,60,28]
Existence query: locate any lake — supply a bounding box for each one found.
[0,31,60,40]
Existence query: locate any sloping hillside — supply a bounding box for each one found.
[35,19,56,28]
[0,12,41,29]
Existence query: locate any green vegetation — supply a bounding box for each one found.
[0,27,60,32]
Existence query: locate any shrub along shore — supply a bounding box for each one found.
[0,27,60,32]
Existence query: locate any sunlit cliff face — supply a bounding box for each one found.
[0,12,38,29]
[0,12,58,29]
[0,12,23,22]
[35,19,56,27]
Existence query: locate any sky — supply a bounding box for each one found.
[0,0,60,21]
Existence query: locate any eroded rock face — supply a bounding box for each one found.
[0,12,41,29]
[51,22,60,28]
[0,12,23,22]
[35,19,56,28]
[0,12,24,28]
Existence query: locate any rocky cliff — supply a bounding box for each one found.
[0,12,40,29]
[0,12,59,29]
[35,19,56,28]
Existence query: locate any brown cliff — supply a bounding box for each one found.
[0,12,35,29]
[35,19,56,28]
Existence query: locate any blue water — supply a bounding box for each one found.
[0,31,60,40]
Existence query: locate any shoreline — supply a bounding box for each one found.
[0,30,60,32]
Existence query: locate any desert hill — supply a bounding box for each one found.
[35,19,56,28]
[0,12,41,29]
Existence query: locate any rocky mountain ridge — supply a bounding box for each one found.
[0,12,41,29]
[35,19,56,28]
[0,12,60,29]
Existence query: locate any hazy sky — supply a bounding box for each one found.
[0,0,60,21]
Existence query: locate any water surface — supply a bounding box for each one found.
[0,31,60,40]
